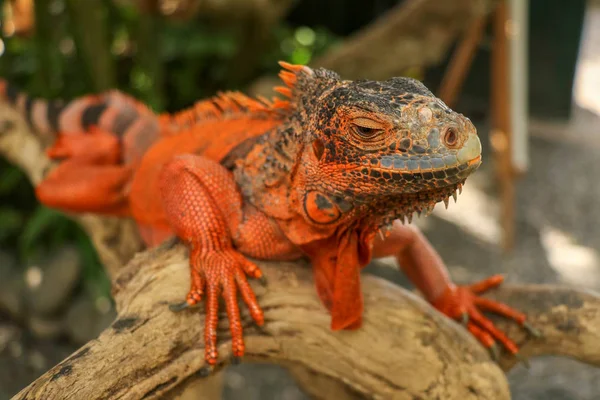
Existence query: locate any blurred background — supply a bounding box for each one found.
[0,0,599,398]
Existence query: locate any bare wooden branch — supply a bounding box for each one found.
[9,243,600,400]
[315,0,490,80]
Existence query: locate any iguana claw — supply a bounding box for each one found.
[515,352,531,369]
[489,343,500,362]
[524,321,542,338]
[231,356,242,365]
[433,275,539,362]
[168,301,191,312]
[198,365,214,377]
[258,275,268,287]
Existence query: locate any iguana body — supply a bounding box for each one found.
[0,63,534,368]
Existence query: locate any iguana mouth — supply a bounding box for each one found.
[468,155,482,167]
[343,157,475,226]
[375,180,466,228]
[404,181,464,215]
[365,153,482,188]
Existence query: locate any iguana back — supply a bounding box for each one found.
[131,92,289,245]
[0,74,292,245]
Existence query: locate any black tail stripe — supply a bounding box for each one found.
[47,100,64,132]
[5,82,19,104]
[24,96,35,127]
[113,112,138,137]
[81,103,108,130]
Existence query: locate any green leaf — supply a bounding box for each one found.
[295,26,316,47]
[0,166,27,194]
[291,47,312,65]
[0,208,24,240]
[19,206,68,257]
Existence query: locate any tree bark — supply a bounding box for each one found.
[66,0,116,92]
[7,243,600,400]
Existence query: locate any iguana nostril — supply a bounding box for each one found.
[443,126,459,148]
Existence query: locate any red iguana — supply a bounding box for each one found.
[0,62,538,371]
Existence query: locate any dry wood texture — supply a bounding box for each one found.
[2,94,600,399]
[6,244,600,400]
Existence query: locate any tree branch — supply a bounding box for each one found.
[8,243,600,400]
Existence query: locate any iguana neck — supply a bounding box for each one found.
[234,119,303,217]
[233,119,373,246]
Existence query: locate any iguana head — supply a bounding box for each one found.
[278,63,482,229]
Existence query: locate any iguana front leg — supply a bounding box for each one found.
[372,220,538,359]
[159,154,298,368]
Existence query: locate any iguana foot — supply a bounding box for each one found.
[170,247,264,367]
[432,274,539,361]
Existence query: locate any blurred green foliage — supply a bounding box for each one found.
[0,1,338,299]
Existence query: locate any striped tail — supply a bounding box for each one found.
[0,78,67,139]
[0,79,163,162]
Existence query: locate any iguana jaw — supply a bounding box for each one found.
[377,180,468,228]
[292,123,482,228]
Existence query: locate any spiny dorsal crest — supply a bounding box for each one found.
[162,90,288,133]
[161,61,322,133]
[273,61,344,112]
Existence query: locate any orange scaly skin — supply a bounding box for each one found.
[0,63,537,369]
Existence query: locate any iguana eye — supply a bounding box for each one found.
[351,117,385,140]
[344,114,391,149]
[353,125,381,138]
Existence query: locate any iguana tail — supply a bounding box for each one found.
[0,79,162,137]
[0,79,68,139]
[0,79,165,163]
